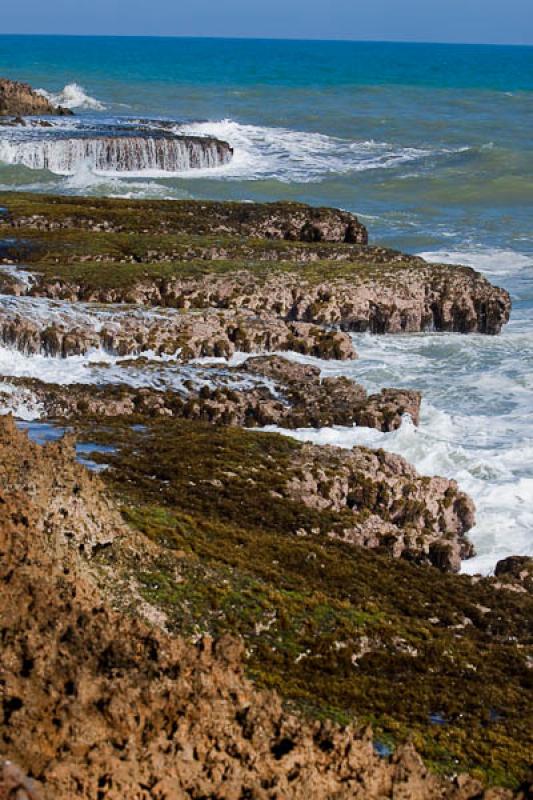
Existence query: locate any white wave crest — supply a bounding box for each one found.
[0,135,231,176]
[175,118,452,183]
[37,83,105,111]
[255,305,533,576]
[418,247,533,278]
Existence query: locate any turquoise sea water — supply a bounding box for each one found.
[0,35,532,571]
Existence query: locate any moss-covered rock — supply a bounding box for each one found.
[70,416,533,788]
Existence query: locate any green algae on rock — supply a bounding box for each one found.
[69,416,533,789]
[0,192,510,334]
[2,415,527,799]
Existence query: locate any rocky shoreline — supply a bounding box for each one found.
[0,193,514,572]
[0,415,531,799]
[0,192,530,797]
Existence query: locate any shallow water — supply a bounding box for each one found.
[17,419,115,472]
[0,36,531,572]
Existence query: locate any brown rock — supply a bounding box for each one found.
[1,352,420,435]
[285,442,475,571]
[21,262,510,336]
[0,418,513,798]
[6,198,367,242]
[494,556,533,593]
[0,305,357,361]
[0,761,43,800]
[0,79,73,117]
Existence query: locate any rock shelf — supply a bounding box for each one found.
[0,193,528,795]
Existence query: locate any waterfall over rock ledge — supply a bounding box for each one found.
[0,133,234,174]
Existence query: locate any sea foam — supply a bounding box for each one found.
[37,82,106,110]
[256,246,533,575]
[176,118,458,183]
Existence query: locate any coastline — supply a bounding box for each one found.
[0,52,532,796]
[0,190,531,796]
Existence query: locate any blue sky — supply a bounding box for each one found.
[2,0,532,45]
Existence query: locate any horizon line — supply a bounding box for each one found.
[0,32,532,48]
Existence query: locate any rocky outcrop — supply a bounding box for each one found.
[9,262,510,336]
[0,193,510,334]
[4,195,368,243]
[0,304,356,360]
[110,266,508,335]
[0,417,522,798]
[0,79,73,117]
[63,414,474,572]
[1,356,420,432]
[0,414,123,554]
[285,441,475,572]
[494,556,533,593]
[242,355,421,430]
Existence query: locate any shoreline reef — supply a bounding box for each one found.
[0,191,531,798]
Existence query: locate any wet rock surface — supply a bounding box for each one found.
[1,355,420,432]
[0,301,356,360]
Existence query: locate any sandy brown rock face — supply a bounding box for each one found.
[0,79,73,117]
[0,415,123,555]
[0,761,43,800]
[0,418,518,799]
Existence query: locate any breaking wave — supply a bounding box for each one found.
[176,119,465,183]
[0,134,232,176]
[37,82,106,110]
[0,114,472,192]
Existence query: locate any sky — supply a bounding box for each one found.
[1,0,532,45]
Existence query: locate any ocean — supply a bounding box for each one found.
[0,35,532,572]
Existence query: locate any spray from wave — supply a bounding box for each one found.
[37,83,105,110]
[176,119,453,183]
